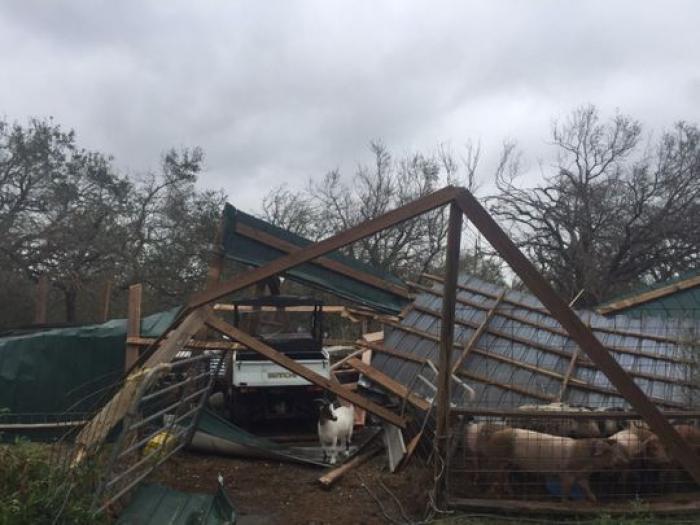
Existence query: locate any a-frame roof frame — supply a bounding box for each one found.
[96,185,700,486]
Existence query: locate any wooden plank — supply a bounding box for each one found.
[356,340,427,365]
[73,308,210,462]
[451,290,505,374]
[318,443,383,488]
[331,348,369,370]
[450,407,700,419]
[214,304,349,314]
[435,201,462,503]
[399,429,424,471]
[454,188,700,485]
[447,497,700,516]
[205,314,406,428]
[345,357,431,412]
[598,274,700,315]
[34,275,48,324]
[188,186,460,309]
[455,369,555,401]
[125,284,142,371]
[126,336,243,351]
[557,347,580,402]
[362,331,384,343]
[235,222,411,299]
[354,349,372,426]
[100,279,113,322]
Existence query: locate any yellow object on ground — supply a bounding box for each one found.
[144,431,178,458]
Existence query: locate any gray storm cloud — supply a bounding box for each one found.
[1,0,698,211]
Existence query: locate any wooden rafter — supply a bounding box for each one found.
[345,357,431,412]
[234,222,411,299]
[125,284,142,371]
[205,314,405,428]
[451,290,505,374]
[597,274,700,315]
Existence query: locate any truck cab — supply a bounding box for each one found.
[225,296,330,427]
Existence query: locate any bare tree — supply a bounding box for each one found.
[490,105,700,305]
[262,141,503,281]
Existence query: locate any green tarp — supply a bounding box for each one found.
[0,308,180,417]
[117,482,236,525]
[222,204,409,314]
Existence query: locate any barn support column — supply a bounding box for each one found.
[434,201,462,504]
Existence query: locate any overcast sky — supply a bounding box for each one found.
[1,1,698,213]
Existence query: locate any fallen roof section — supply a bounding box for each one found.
[116,480,236,525]
[191,409,380,467]
[221,203,410,314]
[372,274,700,411]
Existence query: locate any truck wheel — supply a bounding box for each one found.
[230,391,252,428]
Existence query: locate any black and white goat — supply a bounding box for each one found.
[315,398,354,464]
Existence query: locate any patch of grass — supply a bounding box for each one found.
[0,440,108,524]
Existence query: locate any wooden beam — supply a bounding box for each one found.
[345,357,431,412]
[456,369,555,401]
[73,307,210,462]
[356,340,427,365]
[100,279,113,322]
[598,274,700,315]
[214,304,353,314]
[447,497,700,516]
[454,188,700,485]
[318,443,383,488]
[188,186,460,309]
[34,275,48,325]
[126,336,243,351]
[205,314,406,428]
[125,284,142,371]
[557,347,580,402]
[235,222,411,299]
[451,291,505,374]
[450,407,700,419]
[435,201,462,503]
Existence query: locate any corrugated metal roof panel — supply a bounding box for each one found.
[373,273,700,410]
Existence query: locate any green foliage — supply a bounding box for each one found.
[0,441,107,525]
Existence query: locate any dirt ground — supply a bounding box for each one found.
[154,449,434,525]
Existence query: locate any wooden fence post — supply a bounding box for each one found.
[125,284,142,371]
[34,275,49,325]
[100,279,113,323]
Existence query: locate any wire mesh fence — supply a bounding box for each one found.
[447,410,700,503]
[37,347,226,519]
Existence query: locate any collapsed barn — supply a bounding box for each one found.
[371,274,700,509]
[1,185,700,521]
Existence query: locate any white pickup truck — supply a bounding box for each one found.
[223,296,331,427]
